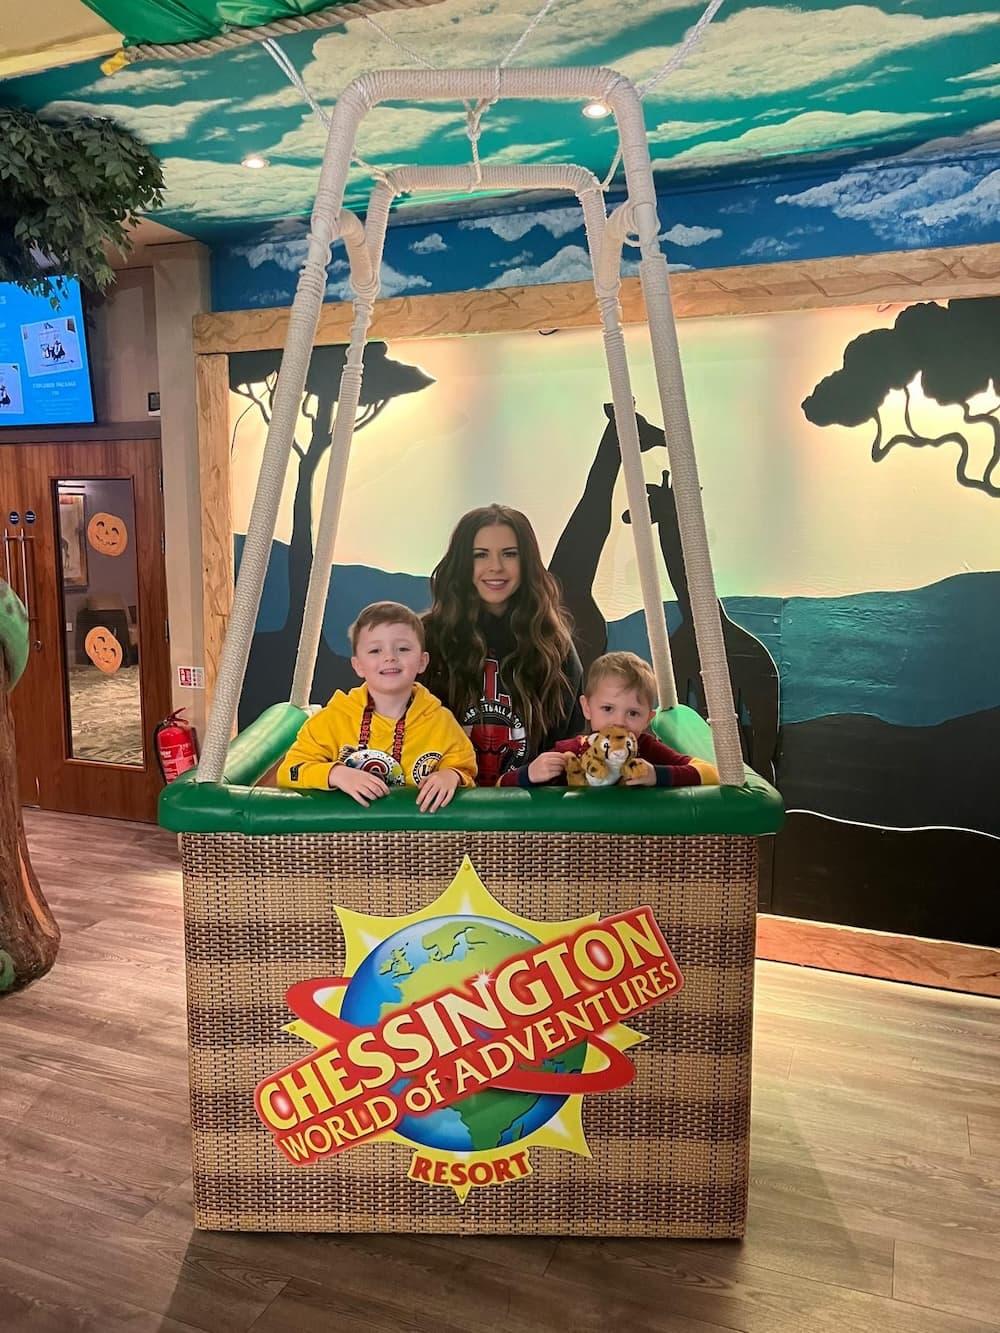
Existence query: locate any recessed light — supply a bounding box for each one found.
[582,101,611,119]
[241,154,269,169]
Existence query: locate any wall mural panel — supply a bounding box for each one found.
[229,297,1000,947]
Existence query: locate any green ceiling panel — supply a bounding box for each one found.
[83,0,361,47]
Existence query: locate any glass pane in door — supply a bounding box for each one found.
[56,479,144,766]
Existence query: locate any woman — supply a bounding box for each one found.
[423,504,584,787]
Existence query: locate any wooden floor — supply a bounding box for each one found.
[2,812,999,1333]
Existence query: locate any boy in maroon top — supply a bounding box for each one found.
[498,651,719,789]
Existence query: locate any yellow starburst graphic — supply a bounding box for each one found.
[283,855,646,1200]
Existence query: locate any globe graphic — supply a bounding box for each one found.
[340,914,587,1152]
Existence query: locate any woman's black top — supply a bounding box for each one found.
[440,609,585,787]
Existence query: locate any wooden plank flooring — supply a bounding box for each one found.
[1,810,998,1333]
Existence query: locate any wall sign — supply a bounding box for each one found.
[255,857,682,1199]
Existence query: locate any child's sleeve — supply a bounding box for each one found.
[499,737,580,788]
[436,712,478,787]
[638,733,720,788]
[277,710,341,790]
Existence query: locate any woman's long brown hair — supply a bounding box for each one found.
[423,504,574,743]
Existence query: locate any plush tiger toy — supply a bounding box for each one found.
[565,726,646,788]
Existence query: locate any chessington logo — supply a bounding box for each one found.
[254,857,683,1200]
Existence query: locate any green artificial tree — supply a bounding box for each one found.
[0,580,59,992]
[0,106,164,299]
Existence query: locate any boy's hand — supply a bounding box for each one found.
[624,758,657,787]
[329,764,390,807]
[417,767,462,813]
[527,751,567,783]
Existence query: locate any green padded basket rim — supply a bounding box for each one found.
[160,701,784,836]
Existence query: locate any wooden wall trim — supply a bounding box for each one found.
[0,421,161,445]
[756,914,1000,998]
[195,354,233,714]
[193,242,1000,354]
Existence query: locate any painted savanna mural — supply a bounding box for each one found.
[229,299,1000,947]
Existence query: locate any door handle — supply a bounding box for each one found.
[13,532,41,652]
[2,528,11,586]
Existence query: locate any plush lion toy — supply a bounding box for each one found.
[565,726,646,788]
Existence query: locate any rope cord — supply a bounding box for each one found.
[502,0,562,67]
[262,38,390,180]
[365,2,563,183]
[600,0,725,189]
[361,14,435,66]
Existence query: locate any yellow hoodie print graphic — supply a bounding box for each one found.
[277,684,477,791]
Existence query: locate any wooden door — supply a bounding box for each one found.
[0,438,171,822]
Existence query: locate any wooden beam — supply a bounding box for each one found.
[195,354,232,716]
[756,914,1000,998]
[193,242,1000,355]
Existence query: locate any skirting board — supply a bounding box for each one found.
[756,914,1000,998]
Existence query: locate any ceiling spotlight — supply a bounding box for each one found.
[582,101,611,119]
[241,153,269,169]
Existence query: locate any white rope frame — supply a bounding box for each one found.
[198,67,744,786]
[289,163,680,722]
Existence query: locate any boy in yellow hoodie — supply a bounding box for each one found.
[277,601,476,811]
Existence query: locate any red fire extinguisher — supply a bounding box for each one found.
[154,709,199,783]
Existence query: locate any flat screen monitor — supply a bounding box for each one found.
[0,277,95,427]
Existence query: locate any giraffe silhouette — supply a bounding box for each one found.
[624,464,779,781]
[549,403,664,673]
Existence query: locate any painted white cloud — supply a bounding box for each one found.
[934,87,1000,107]
[79,66,193,96]
[485,243,690,289]
[775,132,1000,240]
[327,261,431,300]
[41,98,226,145]
[161,157,322,221]
[486,245,598,288]
[229,230,429,296]
[410,233,447,254]
[952,62,1000,83]
[614,6,1000,101]
[232,236,309,271]
[744,236,795,259]
[660,109,934,169]
[776,164,973,223]
[490,249,532,269]
[912,170,1000,228]
[899,120,1000,158]
[648,118,740,144]
[660,223,722,246]
[459,206,583,243]
[268,105,466,162]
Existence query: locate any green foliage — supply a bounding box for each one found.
[0,106,164,300]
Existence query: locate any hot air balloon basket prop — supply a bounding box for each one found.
[180,825,760,1236]
[156,63,783,1238]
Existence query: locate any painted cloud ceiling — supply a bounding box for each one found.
[6,0,1000,237]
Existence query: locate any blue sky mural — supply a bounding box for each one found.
[212,127,1000,308]
[5,0,1000,292]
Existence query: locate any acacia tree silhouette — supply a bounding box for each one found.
[802,297,1000,497]
[230,343,434,721]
